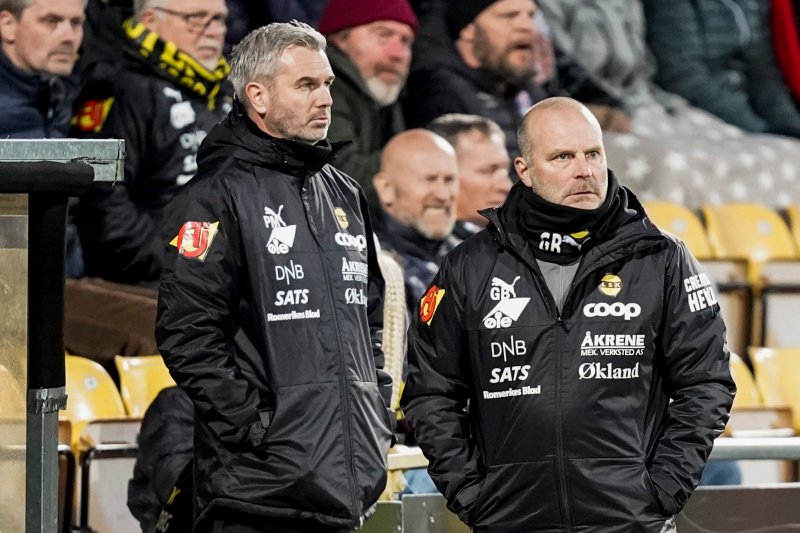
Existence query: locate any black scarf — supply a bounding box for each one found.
[121,18,230,109]
[499,171,639,264]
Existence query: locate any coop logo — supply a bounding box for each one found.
[170,221,219,261]
[345,287,368,306]
[483,276,530,329]
[599,274,622,297]
[583,302,641,321]
[335,232,367,252]
[263,205,297,255]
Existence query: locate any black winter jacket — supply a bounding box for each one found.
[401,192,735,532]
[156,107,394,529]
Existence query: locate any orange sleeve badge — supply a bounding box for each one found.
[72,98,114,133]
[419,285,445,325]
[170,221,220,261]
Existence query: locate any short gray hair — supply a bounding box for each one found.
[229,20,326,103]
[0,0,29,17]
[133,0,161,16]
[427,113,505,150]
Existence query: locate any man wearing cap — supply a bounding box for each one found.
[404,0,544,159]
[317,0,417,208]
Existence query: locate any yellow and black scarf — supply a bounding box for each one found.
[122,18,230,110]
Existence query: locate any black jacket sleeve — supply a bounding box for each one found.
[156,175,269,449]
[401,255,485,525]
[649,242,736,515]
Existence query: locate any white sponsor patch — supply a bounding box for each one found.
[490,335,527,363]
[683,273,718,312]
[579,362,640,380]
[580,331,645,357]
[482,385,541,400]
[489,365,530,383]
[170,101,196,129]
[335,232,367,252]
[275,260,304,285]
[482,298,531,329]
[274,289,309,306]
[263,205,297,255]
[345,287,367,306]
[342,258,368,283]
[267,309,321,322]
[583,302,641,321]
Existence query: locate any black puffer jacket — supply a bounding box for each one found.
[156,106,394,529]
[401,191,735,532]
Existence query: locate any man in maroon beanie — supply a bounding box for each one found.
[317,0,417,208]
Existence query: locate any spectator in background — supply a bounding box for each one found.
[318,0,417,208]
[537,0,800,208]
[403,0,544,159]
[71,0,232,287]
[373,129,460,310]
[643,0,800,138]
[427,114,512,240]
[0,0,84,138]
[0,0,86,277]
[771,0,800,105]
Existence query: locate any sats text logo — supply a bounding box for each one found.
[170,221,219,261]
[264,205,297,255]
[483,276,530,329]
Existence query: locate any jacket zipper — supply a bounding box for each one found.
[554,315,574,531]
[303,181,360,520]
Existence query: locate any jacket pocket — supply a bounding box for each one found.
[568,457,667,529]
[350,380,393,508]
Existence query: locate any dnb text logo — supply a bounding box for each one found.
[264,205,297,255]
[419,285,445,325]
[483,276,530,329]
[170,221,219,261]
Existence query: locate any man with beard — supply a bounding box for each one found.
[157,20,393,533]
[317,0,417,208]
[372,129,460,309]
[404,0,544,159]
[71,0,232,287]
[402,97,735,532]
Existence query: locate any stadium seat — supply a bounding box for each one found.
[644,201,713,259]
[114,354,176,417]
[749,347,800,433]
[0,363,24,419]
[703,204,800,345]
[645,201,751,354]
[63,355,127,439]
[729,353,762,410]
[786,204,800,251]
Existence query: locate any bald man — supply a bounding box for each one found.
[402,97,734,532]
[372,129,460,306]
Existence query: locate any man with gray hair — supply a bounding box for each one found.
[71,0,232,286]
[157,21,394,533]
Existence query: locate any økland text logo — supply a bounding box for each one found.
[170,221,219,261]
[264,205,297,255]
[483,276,530,329]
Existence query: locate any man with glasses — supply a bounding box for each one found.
[71,0,232,287]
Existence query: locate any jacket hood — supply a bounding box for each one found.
[198,100,348,176]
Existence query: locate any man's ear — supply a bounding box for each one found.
[373,172,395,208]
[459,22,476,44]
[245,81,269,115]
[0,11,19,44]
[514,156,533,187]
[138,8,158,30]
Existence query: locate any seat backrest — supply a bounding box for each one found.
[114,355,176,417]
[63,355,127,440]
[703,203,797,262]
[749,347,800,432]
[0,364,25,419]
[729,352,762,409]
[785,204,800,252]
[643,201,712,259]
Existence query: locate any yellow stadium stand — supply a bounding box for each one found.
[729,352,762,410]
[0,363,24,420]
[114,355,176,417]
[63,355,127,445]
[644,201,751,355]
[749,347,800,434]
[786,204,800,252]
[703,203,800,346]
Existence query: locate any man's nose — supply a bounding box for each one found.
[317,86,333,107]
[574,156,594,178]
[387,36,411,63]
